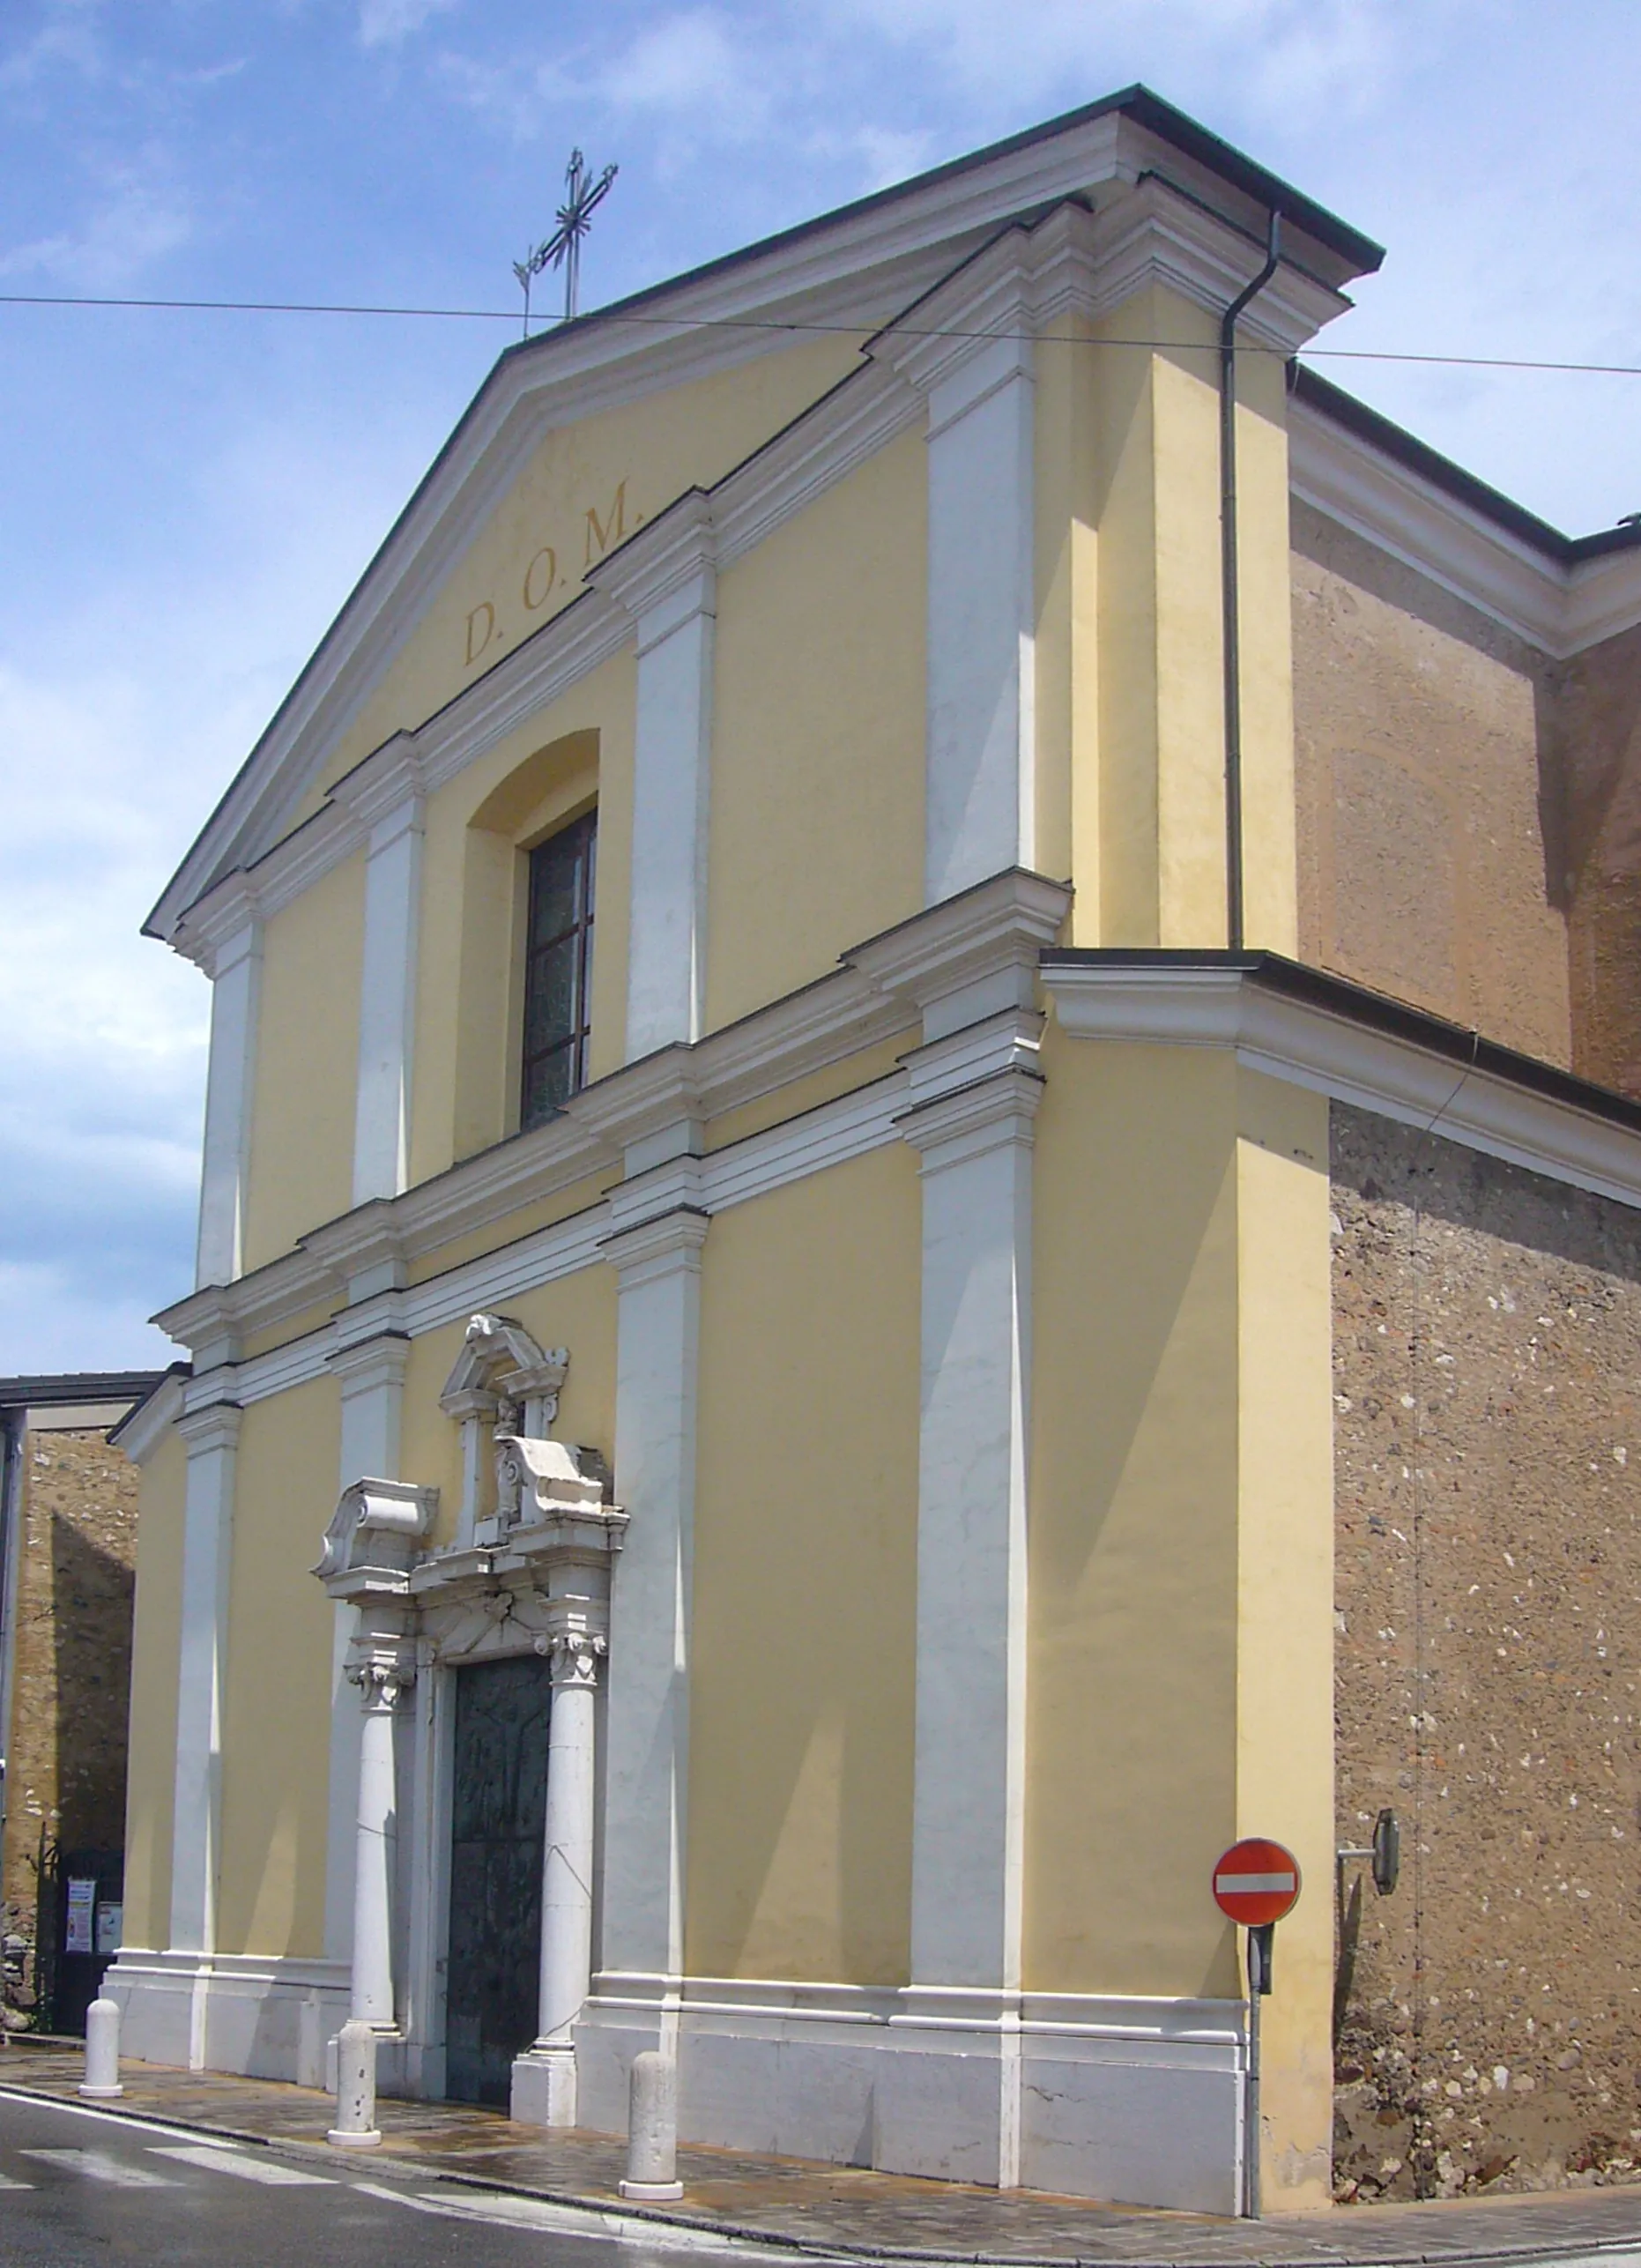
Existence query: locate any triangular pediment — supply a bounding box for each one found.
[148,87,1379,956]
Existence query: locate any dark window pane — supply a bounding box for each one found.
[523,935,578,1058]
[522,1045,574,1127]
[521,810,596,1132]
[529,836,581,948]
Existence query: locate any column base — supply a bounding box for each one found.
[510,2043,576,2127]
[620,2179,683,2202]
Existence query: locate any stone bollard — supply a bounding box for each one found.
[619,2049,683,2200]
[79,1997,123,2101]
[326,2019,382,2148]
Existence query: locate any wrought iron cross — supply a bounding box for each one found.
[514,147,619,336]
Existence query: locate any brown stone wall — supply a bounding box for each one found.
[1292,504,1572,1066]
[1331,1100,1641,2198]
[2,1425,139,2029]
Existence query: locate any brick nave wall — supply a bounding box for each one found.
[1333,1102,1641,2199]
[1,1426,139,2029]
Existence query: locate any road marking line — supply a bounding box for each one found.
[0,2171,34,2189]
[20,2147,179,2188]
[149,2143,334,2185]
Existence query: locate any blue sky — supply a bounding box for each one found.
[2,0,1638,1373]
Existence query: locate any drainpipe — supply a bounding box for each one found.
[0,1406,26,1900]
[1220,212,1282,952]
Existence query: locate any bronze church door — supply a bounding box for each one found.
[445,1655,552,2106]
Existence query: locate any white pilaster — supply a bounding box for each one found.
[598,496,717,1060]
[347,1653,410,2027]
[324,1330,410,1967]
[915,331,1036,903]
[529,1633,603,2122]
[170,1391,241,2064]
[898,1065,1039,2187]
[352,799,424,1206]
[195,918,261,1288]
[598,1205,708,2026]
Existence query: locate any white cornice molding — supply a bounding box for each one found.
[1041,961,1641,1211]
[1086,174,1348,352]
[151,870,1055,1365]
[111,1372,187,1467]
[1290,398,1641,661]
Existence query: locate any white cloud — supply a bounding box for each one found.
[359,0,460,49]
[0,152,191,288]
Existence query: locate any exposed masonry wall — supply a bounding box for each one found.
[1,1427,138,2030]
[1561,621,1641,1102]
[1292,503,1571,1070]
[1332,1101,1641,2199]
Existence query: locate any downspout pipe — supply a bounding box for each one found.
[1220,211,1281,952]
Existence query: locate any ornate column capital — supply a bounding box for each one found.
[536,1630,606,1692]
[347,1654,413,1711]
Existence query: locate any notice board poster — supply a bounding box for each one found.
[65,1878,97,1956]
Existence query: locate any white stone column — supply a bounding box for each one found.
[898,1067,1038,2187]
[526,1632,603,2122]
[910,330,1036,904]
[353,797,424,1206]
[170,1391,241,2069]
[195,918,261,1287]
[347,1653,409,2028]
[324,1331,409,1967]
[598,1208,708,2025]
[598,496,717,1059]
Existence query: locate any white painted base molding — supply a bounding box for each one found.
[104,1956,1246,2213]
[575,1977,1247,2215]
[104,1951,350,2090]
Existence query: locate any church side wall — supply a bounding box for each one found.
[1332,1099,1641,2199]
[687,1142,921,1987]
[1291,502,1571,1067]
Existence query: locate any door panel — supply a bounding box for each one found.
[445,1654,552,2106]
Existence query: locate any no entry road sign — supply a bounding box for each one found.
[1212,1838,1301,1926]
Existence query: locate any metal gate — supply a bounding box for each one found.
[444,1655,552,2106]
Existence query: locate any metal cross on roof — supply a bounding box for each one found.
[514,147,619,337]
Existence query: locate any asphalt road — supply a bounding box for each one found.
[0,2089,768,2268]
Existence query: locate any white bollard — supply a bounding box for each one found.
[79,1997,123,2101]
[619,2049,683,2201]
[326,2019,382,2148]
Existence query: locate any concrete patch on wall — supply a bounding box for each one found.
[1331,1100,1641,2199]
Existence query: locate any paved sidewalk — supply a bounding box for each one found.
[5,2039,1641,2265]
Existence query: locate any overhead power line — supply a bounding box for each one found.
[0,287,1637,379]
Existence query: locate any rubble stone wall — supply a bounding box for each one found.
[1,1424,139,2030]
[1332,1100,1641,2198]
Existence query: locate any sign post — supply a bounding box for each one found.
[1213,1838,1301,2221]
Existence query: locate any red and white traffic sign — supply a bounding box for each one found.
[1213,1838,1301,1926]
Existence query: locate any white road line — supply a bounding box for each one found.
[0,2171,34,2189]
[149,2144,335,2186]
[20,2147,180,2189]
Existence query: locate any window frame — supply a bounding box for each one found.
[518,807,597,1131]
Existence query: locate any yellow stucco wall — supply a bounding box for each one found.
[242,851,364,1270]
[1088,287,1296,953]
[1026,1033,1242,1997]
[399,1265,618,1548]
[121,1427,187,1950]
[705,427,926,1031]
[1234,1068,1334,2211]
[216,1379,340,1958]
[298,338,859,829]
[688,1146,921,1982]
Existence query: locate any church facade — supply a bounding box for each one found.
[110,90,1641,2214]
